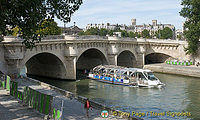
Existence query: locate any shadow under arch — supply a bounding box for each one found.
[117,50,137,67]
[145,53,172,65]
[25,52,67,79]
[76,48,108,78]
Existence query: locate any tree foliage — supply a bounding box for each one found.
[135,32,141,38]
[0,0,82,48]
[141,29,150,38]
[79,28,136,38]
[128,31,135,38]
[12,19,61,36]
[84,28,100,35]
[12,26,21,37]
[99,28,109,36]
[180,0,200,55]
[160,27,173,39]
[120,30,129,37]
[177,34,183,40]
[37,19,61,35]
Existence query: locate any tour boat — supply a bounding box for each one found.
[88,65,165,88]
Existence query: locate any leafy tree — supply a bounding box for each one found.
[108,30,114,36]
[12,26,21,37]
[99,28,108,36]
[141,29,150,38]
[12,19,61,36]
[37,19,61,35]
[128,31,135,38]
[0,0,82,48]
[84,28,100,35]
[135,32,141,38]
[120,30,129,37]
[155,30,163,39]
[177,34,183,40]
[180,0,200,55]
[160,27,173,39]
[78,31,85,36]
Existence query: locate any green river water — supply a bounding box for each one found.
[30,73,200,120]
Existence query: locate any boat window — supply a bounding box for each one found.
[137,72,147,80]
[144,72,157,81]
[124,72,127,75]
[110,70,114,74]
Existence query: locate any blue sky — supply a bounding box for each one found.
[55,0,185,29]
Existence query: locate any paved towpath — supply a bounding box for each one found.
[1,78,131,120]
[0,89,44,120]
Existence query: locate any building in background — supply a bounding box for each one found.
[130,19,176,38]
[85,18,177,39]
[86,23,119,30]
[61,25,83,35]
[131,19,136,26]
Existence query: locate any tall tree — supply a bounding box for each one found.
[12,26,21,37]
[160,27,173,39]
[180,0,200,55]
[128,31,135,38]
[99,28,108,36]
[84,28,100,35]
[78,31,85,36]
[12,19,61,36]
[141,29,150,38]
[0,0,82,48]
[38,19,61,35]
[135,32,141,38]
[108,30,114,36]
[120,30,129,37]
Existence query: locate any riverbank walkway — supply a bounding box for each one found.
[0,77,128,120]
[0,89,44,120]
[144,63,200,78]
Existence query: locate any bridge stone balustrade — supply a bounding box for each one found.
[0,35,191,80]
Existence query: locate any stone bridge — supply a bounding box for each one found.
[0,35,191,80]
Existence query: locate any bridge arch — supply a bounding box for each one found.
[21,52,67,79]
[145,53,172,65]
[76,48,108,71]
[117,50,137,67]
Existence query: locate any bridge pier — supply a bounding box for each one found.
[136,53,145,68]
[6,59,21,76]
[65,56,77,80]
[107,54,118,65]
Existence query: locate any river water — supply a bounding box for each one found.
[30,73,200,120]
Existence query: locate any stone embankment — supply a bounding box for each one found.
[144,63,200,78]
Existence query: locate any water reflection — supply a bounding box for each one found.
[29,73,200,119]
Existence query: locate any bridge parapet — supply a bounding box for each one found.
[138,38,187,44]
[3,36,23,42]
[42,35,65,40]
[64,35,136,41]
[65,35,108,41]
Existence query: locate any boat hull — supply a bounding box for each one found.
[88,74,136,87]
[88,74,165,88]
